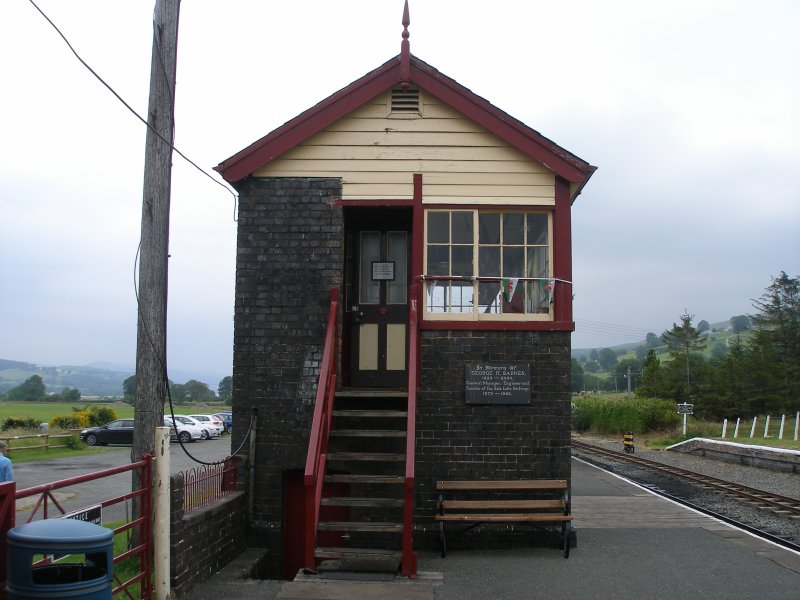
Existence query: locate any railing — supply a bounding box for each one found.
[2,456,153,599]
[303,287,340,569]
[0,481,14,598]
[182,456,240,513]
[401,284,419,578]
[0,431,79,454]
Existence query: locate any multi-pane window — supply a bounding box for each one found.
[425,210,552,319]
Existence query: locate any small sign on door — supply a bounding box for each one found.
[372,261,395,281]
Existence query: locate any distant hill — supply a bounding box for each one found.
[0,359,228,397]
[0,361,132,397]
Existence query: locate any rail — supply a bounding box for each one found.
[181,456,241,513]
[401,284,419,577]
[0,431,79,454]
[2,455,153,599]
[303,287,340,569]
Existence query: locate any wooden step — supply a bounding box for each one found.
[330,429,406,438]
[321,497,404,508]
[324,474,405,485]
[335,389,407,399]
[333,410,408,418]
[314,547,402,561]
[326,452,406,462]
[318,521,403,533]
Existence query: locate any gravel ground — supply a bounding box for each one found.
[572,434,800,545]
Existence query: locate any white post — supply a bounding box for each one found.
[763,415,770,438]
[750,417,757,438]
[682,413,687,437]
[721,418,728,438]
[778,414,785,440]
[734,417,740,438]
[795,411,799,441]
[153,426,171,599]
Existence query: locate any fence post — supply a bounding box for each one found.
[750,417,757,439]
[778,414,785,440]
[733,417,740,438]
[721,419,727,438]
[153,427,171,600]
[763,415,770,438]
[795,411,799,442]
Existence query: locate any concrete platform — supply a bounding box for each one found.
[182,457,800,599]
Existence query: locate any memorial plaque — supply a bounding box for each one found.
[465,362,531,404]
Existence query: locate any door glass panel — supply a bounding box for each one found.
[359,231,380,304]
[387,231,407,304]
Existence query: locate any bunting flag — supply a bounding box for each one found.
[540,278,556,304]
[500,277,519,302]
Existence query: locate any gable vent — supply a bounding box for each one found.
[390,87,421,114]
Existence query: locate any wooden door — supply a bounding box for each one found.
[348,223,410,388]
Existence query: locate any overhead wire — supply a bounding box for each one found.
[27,0,239,219]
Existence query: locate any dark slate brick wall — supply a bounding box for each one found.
[413,329,572,548]
[170,473,249,595]
[231,177,343,576]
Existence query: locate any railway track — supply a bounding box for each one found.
[572,439,800,551]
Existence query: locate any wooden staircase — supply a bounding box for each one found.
[313,389,409,569]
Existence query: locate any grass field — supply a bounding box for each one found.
[0,400,134,422]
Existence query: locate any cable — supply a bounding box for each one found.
[27,0,239,219]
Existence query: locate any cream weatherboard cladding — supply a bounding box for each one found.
[252,91,556,205]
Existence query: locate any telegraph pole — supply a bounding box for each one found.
[133,0,181,466]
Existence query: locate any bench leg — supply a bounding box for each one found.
[562,522,570,559]
[439,520,447,558]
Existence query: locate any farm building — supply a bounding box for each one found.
[215,4,595,579]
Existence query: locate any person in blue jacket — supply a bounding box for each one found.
[0,441,13,482]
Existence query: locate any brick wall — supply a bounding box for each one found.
[231,177,344,576]
[170,471,249,595]
[413,328,572,549]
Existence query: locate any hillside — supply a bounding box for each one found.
[0,360,132,397]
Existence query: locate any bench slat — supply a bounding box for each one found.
[436,479,567,491]
[441,499,566,510]
[435,513,572,523]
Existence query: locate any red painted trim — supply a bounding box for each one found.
[553,177,572,323]
[216,55,596,187]
[420,320,575,332]
[217,60,402,182]
[411,174,424,386]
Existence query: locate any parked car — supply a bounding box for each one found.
[186,414,223,438]
[215,412,233,433]
[81,419,134,446]
[164,416,203,443]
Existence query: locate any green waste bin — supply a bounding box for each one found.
[7,519,113,599]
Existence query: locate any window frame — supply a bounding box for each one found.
[423,209,554,322]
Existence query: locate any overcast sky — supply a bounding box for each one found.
[1,0,798,383]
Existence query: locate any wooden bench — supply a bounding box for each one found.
[435,479,572,558]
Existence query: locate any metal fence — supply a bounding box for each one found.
[181,457,240,514]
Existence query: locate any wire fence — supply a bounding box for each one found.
[181,457,240,514]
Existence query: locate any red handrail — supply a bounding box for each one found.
[303,287,339,568]
[401,284,418,578]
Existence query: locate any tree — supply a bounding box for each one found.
[7,375,47,402]
[597,347,618,371]
[645,332,660,349]
[636,349,664,398]
[182,380,216,404]
[730,315,751,334]
[122,375,136,399]
[589,348,599,362]
[218,376,232,402]
[697,320,710,334]
[749,272,800,408]
[570,358,584,393]
[661,311,706,398]
[58,387,81,403]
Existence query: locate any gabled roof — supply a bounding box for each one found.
[215,53,596,198]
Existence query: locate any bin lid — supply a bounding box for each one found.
[8,519,113,545]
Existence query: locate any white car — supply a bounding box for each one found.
[164,416,203,443]
[173,415,216,440]
[187,414,224,438]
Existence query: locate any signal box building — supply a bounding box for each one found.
[216,9,595,579]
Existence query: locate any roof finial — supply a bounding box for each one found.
[400,0,411,89]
